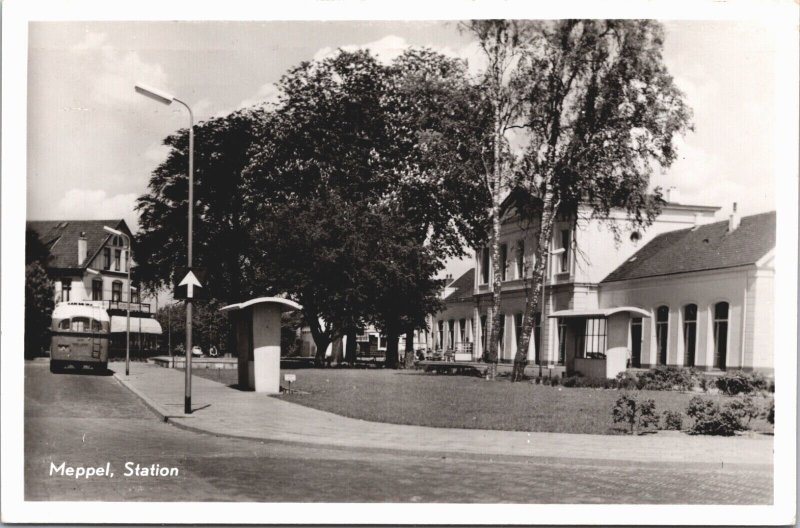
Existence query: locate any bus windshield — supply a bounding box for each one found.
[57,317,104,332]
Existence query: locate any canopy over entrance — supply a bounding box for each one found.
[548,306,651,319]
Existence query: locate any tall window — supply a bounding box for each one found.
[630,318,643,368]
[112,281,122,302]
[114,249,121,271]
[60,278,72,302]
[559,230,571,273]
[499,244,508,281]
[92,279,103,301]
[459,318,466,343]
[557,318,567,365]
[534,312,542,364]
[131,288,140,305]
[514,313,523,356]
[583,317,607,359]
[437,320,444,350]
[713,302,729,369]
[480,248,490,284]
[447,320,455,350]
[683,304,698,367]
[656,306,670,365]
[103,248,111,270]
[515,240,525,279]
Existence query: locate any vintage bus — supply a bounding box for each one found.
[50,302,110,372]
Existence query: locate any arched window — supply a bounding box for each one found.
[713,302,729,369]
[630,318,643,368]
[683,304,698,367]
[656,306,669,365]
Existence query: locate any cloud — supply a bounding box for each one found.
[54,189,140,232]
[71,31,168,107]
[239,83,281,110]
[143,142,171,164]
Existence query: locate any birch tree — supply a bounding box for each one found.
[509,20,692,381]
[460,21,532,379]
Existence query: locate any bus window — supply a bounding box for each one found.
[71,317,90,332]
[92,319,102,332]
[58,319,70,330]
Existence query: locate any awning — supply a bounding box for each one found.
[110,316,163,334]
[548,306,651,319]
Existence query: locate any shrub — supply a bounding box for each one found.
[766,400,774,425]
[636,366,697,391]
[726,394,761,426]
[562,375,615,388]
[661,410,683,430]
[612,393,658,434]
[549,376,561,387]
[686,396,746,436]
[715,370,768,396]
[614,371,639,390]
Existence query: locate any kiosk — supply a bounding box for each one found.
[220,297,302,394]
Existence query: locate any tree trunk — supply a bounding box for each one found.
[385,326,400,369]
[307,313,330,367]
[512,191,560,382]
[404,329,415,368]
[330,336,344,366]
[485,101,504,380]
[344,329,358,364]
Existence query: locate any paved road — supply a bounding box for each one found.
[25,362,772,503]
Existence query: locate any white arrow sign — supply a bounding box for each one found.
[179,270,202,298]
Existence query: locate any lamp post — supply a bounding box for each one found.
[103,226,131,376]
[135,83,195,414]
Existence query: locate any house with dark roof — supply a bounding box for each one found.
[26,219,162,354]
[596,209,775,373]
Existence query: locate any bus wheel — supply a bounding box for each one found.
[49,361,62,373]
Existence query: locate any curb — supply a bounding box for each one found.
[112,372,195,423]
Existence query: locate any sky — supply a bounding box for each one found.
[26,19,781,274]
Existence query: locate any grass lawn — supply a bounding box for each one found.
[191,366,774,435]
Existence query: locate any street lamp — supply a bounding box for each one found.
[135,82,195,415]
[103,225,131,376]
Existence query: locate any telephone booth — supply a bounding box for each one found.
[220,297,302,394]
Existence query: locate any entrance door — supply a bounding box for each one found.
[630,318,642,368]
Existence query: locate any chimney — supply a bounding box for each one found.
[728,202,740,232]
[78,231,87,265]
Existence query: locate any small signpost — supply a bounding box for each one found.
[174,267,208,300]
[283,373,297,392]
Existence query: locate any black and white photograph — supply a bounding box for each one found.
[2,0,798,525]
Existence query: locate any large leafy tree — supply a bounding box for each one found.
[25,229,54,358]
[246,49,490,366]
[135,107,271,303]
[509,20,692,381]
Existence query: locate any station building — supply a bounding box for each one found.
[429,193,775,377]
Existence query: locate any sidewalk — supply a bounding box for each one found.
[114,362,773,467]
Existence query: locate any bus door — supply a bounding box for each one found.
[90,306,105,360]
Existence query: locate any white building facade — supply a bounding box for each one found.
[431,194,774,377]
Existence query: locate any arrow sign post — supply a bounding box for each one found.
[173,267,207,301]
[179,270,202,298]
